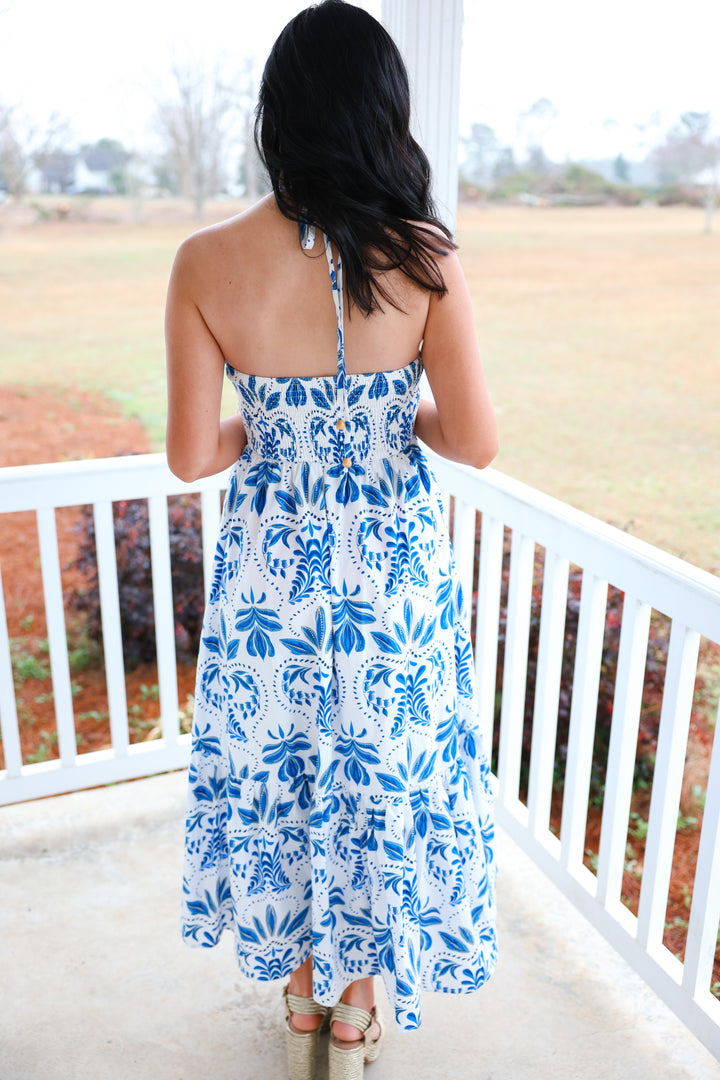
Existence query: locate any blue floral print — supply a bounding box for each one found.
[181,231,497,1031]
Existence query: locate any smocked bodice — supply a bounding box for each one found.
[226,354,422,466]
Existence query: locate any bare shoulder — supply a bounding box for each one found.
[409,218,453,241]
[406,218,455,251]
[170,195,279,288]
[430,244,467,294]
[406,219,462,285]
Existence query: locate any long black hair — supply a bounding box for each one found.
[255,0,455,315]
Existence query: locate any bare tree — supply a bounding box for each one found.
[652,112,720,232]
[33,112,77,193]
[516,97,558,174]
[155,58,249,221]
[236,57,265,202]
[0,105,73,199]
[240,106,268,203]
[0,103,34,197]
[460,123,500,189]
[703,152,720,234]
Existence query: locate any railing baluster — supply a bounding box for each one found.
[451,498,476,634]
[637,623,700,950]
[596,594,652,910]
[475,514,503,756]
[93,501,129,755]
[37,506,76,764]
[440,490,451,529]
[0,563,23,776]
[527,550,570,839]
[683,695,720,997]
[561,571,608,874]
[497,529,534,806]
[148,495,179,744]
[201,488,221,607]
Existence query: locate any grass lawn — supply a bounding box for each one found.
[461,204,720,573]
[0,199,234,442]
[0,198,718,571]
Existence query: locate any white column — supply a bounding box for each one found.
[382,0,464,231]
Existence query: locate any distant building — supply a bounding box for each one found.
[33,151,77,194]
[73,144,130,193]
[32,144,130,195]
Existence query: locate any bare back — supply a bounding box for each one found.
[166,194,497,483]
[185,195,431,378]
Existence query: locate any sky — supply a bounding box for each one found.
[0,0,719,162]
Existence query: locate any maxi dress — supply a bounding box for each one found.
[181,228,497,1031]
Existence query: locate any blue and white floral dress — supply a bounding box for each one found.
[181,228,497,1030]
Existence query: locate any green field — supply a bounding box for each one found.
[1,198,718,571]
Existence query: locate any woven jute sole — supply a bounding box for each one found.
[328,1040,365,1080]
[286,1024,319,1080]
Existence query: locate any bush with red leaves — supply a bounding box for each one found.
[70,494,205,665]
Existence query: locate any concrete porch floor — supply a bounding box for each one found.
[1,770,718,1080]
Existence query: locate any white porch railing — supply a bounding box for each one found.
[1,452,719,1060]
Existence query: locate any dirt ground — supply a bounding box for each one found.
[0,382,717,993]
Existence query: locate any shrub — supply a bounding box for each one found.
[70,494,205,665]
[490,169,547,200]
[656,183,706,207]
[548,164,609,196]
[610,186,646,207]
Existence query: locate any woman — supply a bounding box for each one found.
[166,3,498,1078]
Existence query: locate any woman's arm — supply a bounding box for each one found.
[414,250,498,469]
[165,238,247,482]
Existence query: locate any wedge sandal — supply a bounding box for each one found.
[282,985,330,1080]
[328,1001,383,1080]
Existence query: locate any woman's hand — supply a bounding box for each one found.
[413,249,498,469]
[165,236,247,482]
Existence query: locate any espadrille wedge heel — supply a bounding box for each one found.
[283,986,330,1080]
[328,1001,383,1080]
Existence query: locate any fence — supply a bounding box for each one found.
[1,451,719,1058]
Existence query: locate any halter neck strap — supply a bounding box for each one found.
[298,220,350,421]
[322,232,350,417]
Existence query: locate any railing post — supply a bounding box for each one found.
[201,488,222,607]
[527,551,570,838]
[475,514,503,755]
[683,694,720,998]
[148,495,179,744]
[560,571,608,875]
[497,530,534,807]
[93,501,129,755]
[451,498,476,634]
[596,595,652,910]
[37,506,76,765]
[0,563,23,777]
[637,623,700,950]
